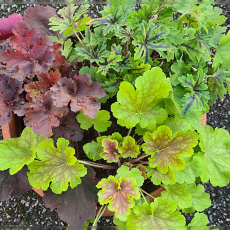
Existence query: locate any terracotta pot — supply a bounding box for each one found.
[1,112,207,216]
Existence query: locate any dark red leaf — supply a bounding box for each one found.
[0,14,23,41]
[0,74,23,125]
[43,167,98,226]
[0,167,32,202]
[24,91,68,137]
[24,5,61,38]
[52,111,83,144]
[0,22,55,81]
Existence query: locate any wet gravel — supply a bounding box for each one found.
[1,3,230,227]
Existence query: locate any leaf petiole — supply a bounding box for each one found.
[139,188,155,200]
[93,204,107,226]
[78,160,115,169]
[139,188,147,203]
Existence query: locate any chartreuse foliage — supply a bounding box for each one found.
[28,138,87,194]
[111,67,170,130]
[0,127,48,174]
[1,2,230,228]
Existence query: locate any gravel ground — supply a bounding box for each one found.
[1,3,230,227]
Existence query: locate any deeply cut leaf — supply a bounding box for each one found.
[111,67,170,129]
[0,127,47,174]
[97,175,140,221]
[142,125,198,174]
[28,138,87,194]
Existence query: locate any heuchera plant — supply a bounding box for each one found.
[0,3,230,227]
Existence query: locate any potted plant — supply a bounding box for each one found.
[0,3,230,227]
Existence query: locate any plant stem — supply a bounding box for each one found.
[78,160,115,169]
[137,137,143,145]
[93,204,107,226]
[139,188,147,203]
[79,31,85,39]
[148,4,166,26]
[139,188,156,200]
[127,128,132,136]
[73,28,87,51]
[97,131,101,137]
[129,153,150,164]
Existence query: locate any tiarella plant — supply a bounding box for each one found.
[0,3,230,227]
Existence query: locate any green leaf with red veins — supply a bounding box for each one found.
[100,138,120,163]
[97,175,140,221]
[0,127,48,175]
[147,167,176,185]
[126,197,185,226]
[118,136,140,158]
[136,165,147,180]
[50,74,105,119]
[161,183,192,209]
[116,165,144,187]
[111,67,170,130]
[197,125,230,187]
[28,138,87,194]
[142,125,198,174]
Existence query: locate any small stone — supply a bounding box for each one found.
[21,200,26,204]
[25,202,30,207]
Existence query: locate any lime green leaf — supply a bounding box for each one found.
[147,167,176,185]
[76,110,111,133]
[188,213,209,228]
[111,67,170,129]
[186,183,211,212]
[116,165,144,187]
[62,39,73,58]
[0,127,48,175]
[27,138,87,194]
[126,197,185,226]
[74,16,91,33]
[161,183,192,209]
[213,31,230,70]
[113,216,126,228]
[118,136,140,158]
[83,141,103,161]
[142,126,198,174]
[198,125,230,187]
[174,155,203,184]
[97,175,140,221]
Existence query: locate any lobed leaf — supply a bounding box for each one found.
[0,127,47,174]
[142,125,198,174]
[126,197,185,226]
[118,136,140,158]
[97,175,140,221]
[111,67,170,129]
[28,138,87,194]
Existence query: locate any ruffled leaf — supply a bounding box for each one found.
[197,125,230,187]
[111,67,170,129]
[83,140,103,161]
[28,138,87,194]
[0,127,47,174]
[76,110,111,132]
[142,125,198,174]
[188,213,209,227]
[97,175,140,221]
[126,197,185,226]
[118,136,140,158]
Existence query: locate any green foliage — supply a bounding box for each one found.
[0,127,48,174]
[28,138,87,194]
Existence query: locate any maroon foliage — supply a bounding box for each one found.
[0,74,23,125]
[0,14,23,41]
[0,167,32,201]
[52,111,83,144]
[43,167,98,226]
[51,74,106,119]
